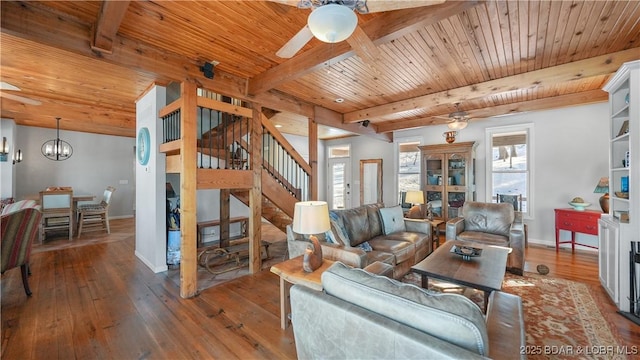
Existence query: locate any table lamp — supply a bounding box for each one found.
[593,177,609,213]
[292,201,330,272]
[405,190,425,219]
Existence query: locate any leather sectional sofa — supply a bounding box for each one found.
[287,203,432,279]
[290,262,526,359]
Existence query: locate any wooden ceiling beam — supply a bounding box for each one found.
[91,0,131,53]
[375,89,608,133]
[314,107,392,143]
[345,48,639,123]
[247,0,480,95]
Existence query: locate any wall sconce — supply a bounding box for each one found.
[443,131,458,144]
[13,149,22,164]
[1,137,8,156]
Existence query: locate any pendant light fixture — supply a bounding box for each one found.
[42,117,73,161]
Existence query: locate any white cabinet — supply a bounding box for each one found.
[601,60,640,313]
[598,218,619,306]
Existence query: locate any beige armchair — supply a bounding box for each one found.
[446,201,525,275]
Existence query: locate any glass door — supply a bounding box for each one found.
[328,158,351,210]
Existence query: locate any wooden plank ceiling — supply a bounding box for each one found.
[1,0,639,140]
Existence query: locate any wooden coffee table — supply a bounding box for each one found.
[410,241,510,312]
[270,256,334,329]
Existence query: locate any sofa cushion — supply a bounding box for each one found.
[322,262,490,356]
[461,202,514,237]
[368,237,415,264]
[365,251,396,266]
[379,206,406,235]
[457,231,509,246]
[338,206,373,247]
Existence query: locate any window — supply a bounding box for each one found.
[485,124,534,218]
[397,139,421,195]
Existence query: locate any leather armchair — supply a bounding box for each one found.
[1,200,42,296]
[446,201,524,275]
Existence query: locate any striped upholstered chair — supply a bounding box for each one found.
[1,200,42,296]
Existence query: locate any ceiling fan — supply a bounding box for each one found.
[438,103,469,130]
[0,81,42,106]
[273,0,445,58]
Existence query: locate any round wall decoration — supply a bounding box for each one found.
[137,127,151,165]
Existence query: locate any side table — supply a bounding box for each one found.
[428,219,445,248]
[554,208,602,252]
[270,256,334,329]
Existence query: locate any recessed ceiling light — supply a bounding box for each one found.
[335,98,344,103]
[275,124,282,128]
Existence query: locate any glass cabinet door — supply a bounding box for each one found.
[424,154,444,219]
[446,153,467,218]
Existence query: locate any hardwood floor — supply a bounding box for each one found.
[2,219,639,359]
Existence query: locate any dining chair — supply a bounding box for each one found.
[1,201,42,296]
[77,186,116,237]
[496,193,528,248]
[39,188,74,242]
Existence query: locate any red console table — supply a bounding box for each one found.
[554,208,602,252]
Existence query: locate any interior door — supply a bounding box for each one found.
[328,158,351,210]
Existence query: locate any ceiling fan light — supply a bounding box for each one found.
[447,119,468,130]
[307,4,357,43]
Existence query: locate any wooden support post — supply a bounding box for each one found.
[249,106,263,273]
[308,116,318,200]
[220,189,230,247]
[180,81,198,298]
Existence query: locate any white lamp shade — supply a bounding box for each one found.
[293,201,330,235]
[405,190,424,205]
[307,4,358,43]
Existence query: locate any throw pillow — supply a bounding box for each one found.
[329,211,350,245]
[356,241,373,252]
[324,229,338,244]
[379,205,406,235]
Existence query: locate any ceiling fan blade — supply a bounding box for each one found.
[0,81,21,91]
[276,25,314,58]
[0,91,42,106]
[364,0,446,13]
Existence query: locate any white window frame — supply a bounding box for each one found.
[485,123,535,219]
[395,136,423,201]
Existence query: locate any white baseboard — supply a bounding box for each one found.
[111,214,134,220]
[135,250,168,273]
[528,238,598,253]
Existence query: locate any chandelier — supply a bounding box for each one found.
[42,117,73,161]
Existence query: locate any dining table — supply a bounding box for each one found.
[25,191,96,237]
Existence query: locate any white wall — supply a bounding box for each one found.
[9,124,135,217]
[135,85,168,273]
[324,134,397,207]
[330,102,609,250]
[0,119,17,199]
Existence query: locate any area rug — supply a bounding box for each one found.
[403,272,628,360]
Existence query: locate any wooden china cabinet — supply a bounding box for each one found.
[419,141,477,223]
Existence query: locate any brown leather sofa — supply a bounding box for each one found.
[287,203,432,279]
[445,201,525,275]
